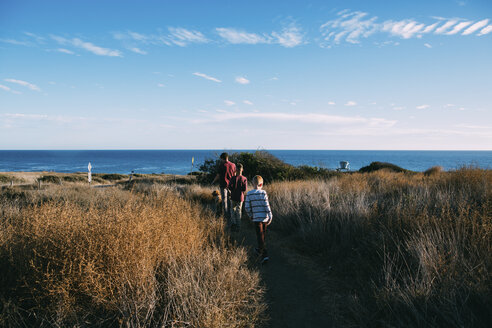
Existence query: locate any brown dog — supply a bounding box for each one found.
[211,190,222,216]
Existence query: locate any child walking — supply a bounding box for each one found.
[245,175,272,264]
[227,163,247,232]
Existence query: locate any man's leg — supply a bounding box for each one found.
[220,187,230,220]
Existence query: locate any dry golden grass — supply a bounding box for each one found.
[266,168,491,327]
[0,185,265,327]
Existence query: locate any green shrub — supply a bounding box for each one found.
[199,151,339,183]
[62,175,87,182]
[97,173,127,181]
[0,175,24,184]
[38,175,61,184]
[424,165,443,176]
[359,161,410,173]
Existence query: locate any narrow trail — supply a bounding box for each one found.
[233,219,333,328]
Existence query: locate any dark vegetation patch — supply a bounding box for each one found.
[199,150,341,183]
[359,161,411,173]
[38,175,61,184]
[62,175,87,182]
[0,175,25,184]
[94,173,128,181]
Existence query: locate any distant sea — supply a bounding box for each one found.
[0,150,491,175]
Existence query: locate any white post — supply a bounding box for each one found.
[88,162,92,186]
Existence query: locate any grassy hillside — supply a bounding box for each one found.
[266,167,491,327]
[0,184,265,327]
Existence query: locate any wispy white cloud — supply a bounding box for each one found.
[243,100,254,105]
[321,11,378,45]
[168,27,208,46]
[328,101,336,105]
[24,32,45,43]
[235,76,250,84]
[446,21,473,34]
[115,28,209,48]
[4,79,41,91]
[224,100,235,106]
[382,19,425,39]
[216,23,304,47]
[129,47,147,55]
[157,83,165,88]
[462,19,489,34]
[434,20,458,34]
[478,25,492,36]
[56,48,75,55]
[0,84,21,94]
[0,39,30,46]
[194,111,397,128]
[192,72,222,83]
[345,101,357,106]
[271,24,304,47]
[51,35,123,57]
[416,104,430,109]
[72,38,122,57]
[216,28,270,44]
[424,43,432,48]
[320,11,491,45]
[2,113,48,119]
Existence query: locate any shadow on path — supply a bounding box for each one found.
[232,219,333,328]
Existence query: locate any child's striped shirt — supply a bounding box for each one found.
[245,188,272,223]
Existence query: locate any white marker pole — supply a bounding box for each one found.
[88,162,92,185]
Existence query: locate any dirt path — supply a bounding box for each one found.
[234,219,333,328]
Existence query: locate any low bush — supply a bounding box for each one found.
[0,175,24,184]
[62,175,87,182]
[38,175,61,184]
[97,173,127,181]
[359,161,410,173]
[424,165,443,176]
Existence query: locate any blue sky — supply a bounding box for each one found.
[1,0,491,150]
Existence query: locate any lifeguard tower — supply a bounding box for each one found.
[337,161,350,171]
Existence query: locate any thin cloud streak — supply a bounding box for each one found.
[216,24,304,47]
[235,76,250,84]
[4,79,41,91]
[478,25,492,35]
[192,72,222,83]
[0,84,21,94]
[193,111,396,128]
[462,19,489,34]
[168,27,208,46]
[51,35,122,57]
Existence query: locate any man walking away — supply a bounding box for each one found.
[212,152,236,221]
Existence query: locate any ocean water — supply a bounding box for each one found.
[0,150,491,175]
